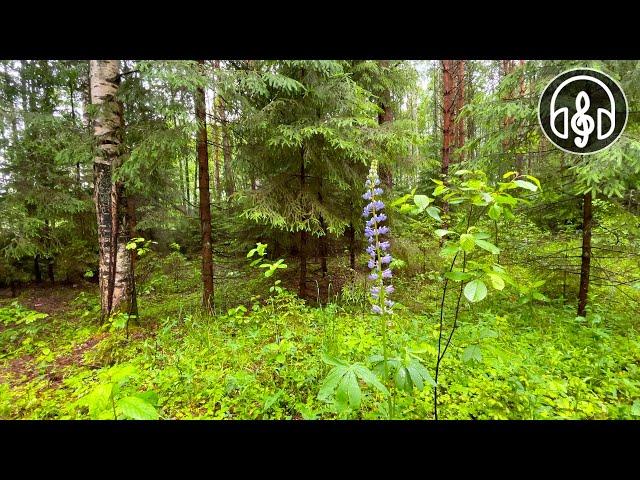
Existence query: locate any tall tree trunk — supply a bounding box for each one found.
[441,60,454,177]
[318,193,328,278]
[212,77,222,200]
[577,191,593,317]
[453,60,466,161]
[90,60,136,320]
[516,59,526,172]
[220,98,235,199]
[500,60,517,160]
[299,147,307,298]
[195,60,214,312]
[68,77,81,186]
[184,157,191,209]
[377,60,394,191]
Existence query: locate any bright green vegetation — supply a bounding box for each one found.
[1,59,640,420]
[2,201,639,420]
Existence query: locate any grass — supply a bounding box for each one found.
[1,250,640,419]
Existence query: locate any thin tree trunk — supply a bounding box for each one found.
[44,219,54,284]
[213,86,222,200]
[90,60,136,319]
[453,60,465,161]
[299,147,307,298]
[501,60,516,159]
[348,222,356,270]
[195,60,214,312]
[220,98,235,199]
[442,60,454,177]
[34,254,42,284]
[185,157,191,208]
[377,60,394,191]
[128,195,138,268]
[516,59,526,172]
[577,191,593,317]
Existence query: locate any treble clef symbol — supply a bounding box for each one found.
[570,91,595,148]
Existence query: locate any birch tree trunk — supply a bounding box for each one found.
[90,60,136,320]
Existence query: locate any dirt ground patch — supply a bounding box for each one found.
[45,333,108,386]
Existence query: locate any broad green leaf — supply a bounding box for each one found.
[395,367,411,392]
[502,171,518,179]
[632,400,640,416]
[134,390,159,407]
[475,239,500,255]
[523,175,541,190]
[461,345,482,363]
[337,370,361,409]
[413,194,431,211]
[435,229,452,237]
[488,203,503,220]
[488,273,505,290]
[407,361,436,388]
[433,185,447,196]
[472,232,492,240]
[321,352,348,367]
[426,206,442,222]
[459,233,476,252]
[390,193,412,207]
[440,243,460,257]
[445,271,472,282]
[464,280,487,303]
[107,364,138,386]
[117,396,159,420]
[79,383,113,417]
[514,180,538,192]
[353,365,389,396]
[318,366,347,400]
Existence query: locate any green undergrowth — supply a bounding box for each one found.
[1,268,640,419]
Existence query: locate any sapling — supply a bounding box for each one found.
[247,242,288,342]
[425,169,541,419]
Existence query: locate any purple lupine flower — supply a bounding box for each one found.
[363,160,394,316]
[364,226,375,239]
[371,200,385,211]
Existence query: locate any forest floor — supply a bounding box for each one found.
[2,254,640,420]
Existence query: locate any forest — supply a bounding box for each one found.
[0,59,639,420]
